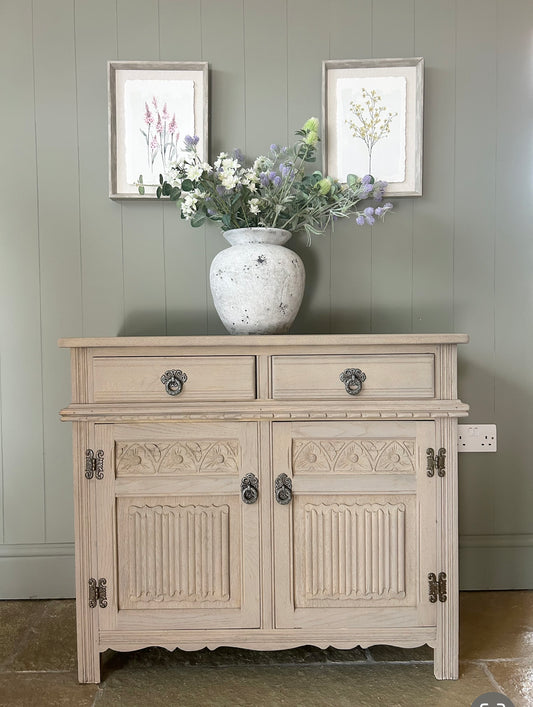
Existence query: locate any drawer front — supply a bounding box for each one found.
[271,354,435,400]
[92,355,256,402]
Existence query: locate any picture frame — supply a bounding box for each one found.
[108,61,208,199]
[322,58,424,197]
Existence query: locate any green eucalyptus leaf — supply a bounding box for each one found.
[181,179,194,192]
[156,186,162,199]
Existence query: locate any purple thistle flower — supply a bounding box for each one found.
[356,215,365,226]
[375,207,383,217]
[259,172,270,187]
[273,176,282,187]
[362,174,373,185]
[365,215,375,225]
[270,143,279,152]
[233,148,244,163]
[216,185,226,195]
[383,202,393,210]
[184,135,200,148]
[362,183,373,195]
[268,171,277,181]
[364,207,374,216]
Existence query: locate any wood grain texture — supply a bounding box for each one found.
[62,335,459,681]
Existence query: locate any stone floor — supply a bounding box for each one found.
[0,591,531,706]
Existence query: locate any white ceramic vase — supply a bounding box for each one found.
[209,227,305,335]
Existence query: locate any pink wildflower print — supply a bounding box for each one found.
[152,96,158,110]
[169,113,177,134]
[161,102,169,121]
[150,135,158,150]
[156,113,163,133]
[144,102,154,125]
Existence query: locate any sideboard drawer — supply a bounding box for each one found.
[92,355,256,402]
[271,354,435,400]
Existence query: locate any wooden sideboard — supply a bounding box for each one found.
[59,334,468,683]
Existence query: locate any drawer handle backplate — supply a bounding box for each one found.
[275,473,293,505]
[161,369,188,396]
[241,473,259,504]
[340,368,366,396]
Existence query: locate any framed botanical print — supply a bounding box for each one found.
[108,61,208,199]
[322,58,424,196]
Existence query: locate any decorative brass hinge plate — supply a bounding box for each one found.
[85,449,104,480]
[426,448,446,477]
[88,578,108,608]
[428,572,447,603]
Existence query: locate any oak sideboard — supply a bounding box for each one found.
[59,334,469,683]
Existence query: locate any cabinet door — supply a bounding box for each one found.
[95,421,260,631]
[273,421,437,630]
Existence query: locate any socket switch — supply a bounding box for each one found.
[457,424,497,452]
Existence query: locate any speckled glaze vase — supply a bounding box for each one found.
[209,227,305,335]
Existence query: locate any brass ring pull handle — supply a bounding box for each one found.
[241,473,259,504]
[161,369,188,396]
[275,473,292,505]
[340,368,366,396]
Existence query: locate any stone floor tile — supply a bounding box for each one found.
[10,599,77,672]
[0,672,97,707]
[485,659,533,707]
[460,590,533,660]
[0,601,47,668]
[96,661,495,707]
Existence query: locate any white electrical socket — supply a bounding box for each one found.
[457,424,497,452]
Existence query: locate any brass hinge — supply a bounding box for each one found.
[428,572,447,603]
[426,448,446,477]
[85,449,104,480]
[88,578,108,608]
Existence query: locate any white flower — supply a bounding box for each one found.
[214,152,229,169]
[221,157,239,172]
[181,192,198,218]
[186,164,204,180]
[249,197,261,215]
[220,173,239,189]
[200,162,212,173]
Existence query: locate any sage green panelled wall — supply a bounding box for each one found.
[0,0,532,597]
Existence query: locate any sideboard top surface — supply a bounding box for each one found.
[58,333,469,349]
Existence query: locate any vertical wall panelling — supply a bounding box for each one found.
[370,0,415,333]
[117,0,167,336]
[75,0,124,337]
[493,2,533,538]
[287,0,331,333]
[411,0,454,334]
[33,0,82,542]
[201,0,246,333]
[0,0,45,544]
[328,0,373,333]
[243,0,288,157]
[454,0,497,545]
[159,0,208,335]
[2,0,533,596]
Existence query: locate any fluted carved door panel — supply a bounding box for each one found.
[273,420,437,630]
[95,421,261,631]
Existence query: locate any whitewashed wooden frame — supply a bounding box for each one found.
[108,61,208,199]
[322,58,424,197]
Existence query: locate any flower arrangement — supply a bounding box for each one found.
[152,117,392,243]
